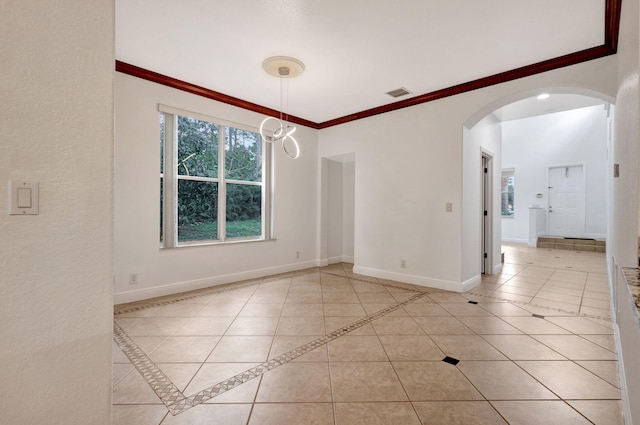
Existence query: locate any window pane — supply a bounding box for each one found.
[160,177,164,243]
[501,173,514,216]
[226,183,261,238]
[160,113,165,173]
[160,113,164,243]
[225,127,262,182]
[178,180,218,242]
[177,116,218,178]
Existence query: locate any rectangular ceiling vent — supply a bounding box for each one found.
[386,87,412,98]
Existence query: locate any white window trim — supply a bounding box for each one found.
[501,168,515,218]
[160,105,273,248]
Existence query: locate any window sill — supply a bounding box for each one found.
[160,237,276,249]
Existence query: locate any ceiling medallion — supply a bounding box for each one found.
[259,56,305,159]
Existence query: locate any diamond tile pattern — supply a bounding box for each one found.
[113,244,624,424]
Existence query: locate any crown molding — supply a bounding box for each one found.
[116,0,621,130]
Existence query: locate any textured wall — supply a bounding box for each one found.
[611,0,640,422]
[114,74,319,303]
[319,57,616,291]
[0,1,114,424]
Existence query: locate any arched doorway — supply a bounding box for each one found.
[462,88,615,280]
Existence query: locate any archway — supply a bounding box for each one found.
[461,88,615,283]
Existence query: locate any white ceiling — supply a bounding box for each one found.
[116,0,605,124]
[494,94,608,122]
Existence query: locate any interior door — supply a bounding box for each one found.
[547,165,585,237]
[482,154,492,274]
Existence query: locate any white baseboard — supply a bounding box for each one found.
[113,259,321,304]
[328,256,354,265]
[462,275,482,291]
[352,265,469,293]
[502,237,529,243]
[613,322,633,425]
[493,263,504,274]
[584,233,606,240]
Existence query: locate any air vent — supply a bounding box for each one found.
[386,87,411,98]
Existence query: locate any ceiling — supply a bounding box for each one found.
[116,0,611,125]
[494,94,608,122]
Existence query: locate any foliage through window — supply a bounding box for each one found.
[160,106,271,246]
[501,169,515,217]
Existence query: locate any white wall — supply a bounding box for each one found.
[463,114,503,282]
[501,105,609,242]
[327,159,345,262]
[326,158,355,264]
[114,74,319,303]
[0,1,114,424]
[610,0,640,422]
[319,57,617,292]
[343,161,356,262]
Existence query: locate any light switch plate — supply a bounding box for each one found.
[9,180,39,215]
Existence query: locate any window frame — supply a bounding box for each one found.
[501,168,515,218]
[159,104,273,248]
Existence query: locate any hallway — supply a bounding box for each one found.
[113,243,622,424]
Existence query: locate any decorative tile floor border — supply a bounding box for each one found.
[465,290,613,322]
[169,290,430,415]
[113,322,187,408]
[114,267,421,317]
[114,263,612,416]
[113,267,429,416]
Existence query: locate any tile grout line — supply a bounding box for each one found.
[114,268,421,317]
[113,322,187,412]
[465,290,613,322]
[167,291,431,415]
[112,267,430,417]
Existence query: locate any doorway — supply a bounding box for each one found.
[322,154,356,265]
[547,165,585,237]
[482,152,493,274]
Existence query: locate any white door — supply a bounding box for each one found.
[482,154,492,274]
[547,165,585,237]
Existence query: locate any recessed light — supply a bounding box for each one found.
[537,93,550,100]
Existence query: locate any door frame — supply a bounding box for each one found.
[481,149,494,274]
[546,163,586,237]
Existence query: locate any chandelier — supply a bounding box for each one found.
[259,56,305,159]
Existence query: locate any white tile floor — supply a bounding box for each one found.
[113,243,623,424]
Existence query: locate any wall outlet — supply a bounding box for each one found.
[400,260,406,269]
[129,273,138,285]
[446,202,453,212]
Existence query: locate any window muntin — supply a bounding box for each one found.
[501,169,515,217]
[160,107,271,247]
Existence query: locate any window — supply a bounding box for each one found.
[160,105,272,247]
[501,169,515,217]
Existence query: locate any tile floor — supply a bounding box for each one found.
[113,243,623,424]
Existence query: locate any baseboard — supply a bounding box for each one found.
[584,233,607,240]
[502,237,528,243]
[113,259,321,304]
[352,265,467,293]
[493,262,504,274]
[613,322,633,425]
[462,275,481,291]
[328,255,354,265]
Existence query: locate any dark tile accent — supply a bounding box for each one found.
[532,314,545,319]
[112,268,430,416]
[442,356,460,365]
